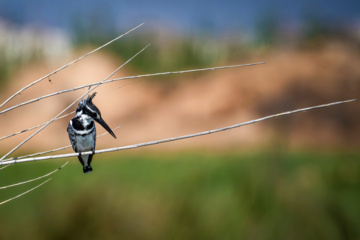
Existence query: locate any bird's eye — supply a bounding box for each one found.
[90,111,98,119]
[93,113,100,119]
[83,108,96,118]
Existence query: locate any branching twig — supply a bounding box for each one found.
[0,162,68,189]
[0,23,144,109]
[0,45,149,161]
[1,99,355,166]
[0,62,266,114]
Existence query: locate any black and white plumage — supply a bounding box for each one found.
[67,93,116,173]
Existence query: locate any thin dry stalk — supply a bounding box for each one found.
[0,45,149,162]
[1,99,355,166]
[5,125,121,161]
[0,162,68,189]
[0,111,75,141]
[0,178,52,205]
[0,23,144,109]
[0,62,265,114]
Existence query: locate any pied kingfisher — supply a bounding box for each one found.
[67,93,116,173]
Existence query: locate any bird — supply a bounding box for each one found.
[67,92,116,173]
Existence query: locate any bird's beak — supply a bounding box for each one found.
[95,118,117,139]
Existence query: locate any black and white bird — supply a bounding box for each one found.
[67,93,116,173]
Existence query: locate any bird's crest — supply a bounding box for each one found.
[77,92,97,112]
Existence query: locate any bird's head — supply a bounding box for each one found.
[76,92,117,139]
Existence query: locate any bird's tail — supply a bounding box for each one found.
[83,165,93,174]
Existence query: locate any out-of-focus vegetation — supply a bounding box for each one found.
[73,31,228,75]
[0,12,358,86]
[0,6,359,239]
[1,150,360,240]
[0,24,71,88]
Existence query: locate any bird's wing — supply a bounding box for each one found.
[67,121,78,152]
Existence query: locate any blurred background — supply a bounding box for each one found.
[0,0,359,239]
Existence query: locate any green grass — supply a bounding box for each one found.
[0,150,360,240]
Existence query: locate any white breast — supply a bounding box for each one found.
[75,133,95,152]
